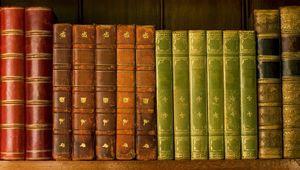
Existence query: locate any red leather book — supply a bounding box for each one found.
[53,24,72,160]
[116,25,135,160]
[135,25,156,160]
[72,25,95,160]
[0,7,25,160]
[95,25,116,160]
[25,7,53,160]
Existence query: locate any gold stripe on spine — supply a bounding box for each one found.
[1,29,24,35]
[1,53,24,59]
[26,150,52,153]
[1,7,24,10]
[282,53,300,59]
[281,33,300,37]
[258,79,281,83]
[257,33,279,38]
[26,100,51,105]
[26,124,52,129]
[2,100,24,104]
[25,7,52,11]
[259,125,282,130]
[26,53,52,59]
[0,152,25,154]
[1,123,25,127]
[257,55,280,61]
[26,77,51,81]
[282,76,300,81]
[258,103,282,107]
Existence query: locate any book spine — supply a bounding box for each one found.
[280,6,300,158]
[207,30,224,160]
[72,25,95,160]
[95,25,116,160]
[240,30,257,159]
[254,9,282,159]
[25,7,53,160]
[135,25,156,160]
[188,30,208,160]
[223,31,241,159]
[53,24,72,160]
[0,7,25,160]
[116,25,135,160]
[173,31,190,160]
[156,30,174,160]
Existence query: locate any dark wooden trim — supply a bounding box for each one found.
[160,0,164,29]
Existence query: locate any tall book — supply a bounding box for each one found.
[207,30,224,160]
[25,7,53,160]
[156,30,174,160]
[188,30,208,160]
[135,25,156,160]
[173,30,190,160]
[280,6,300,158]
[95,25,116,160]
[254,10,282,159]
[0,7,25,160]
[53,24,72,160]
[116,25,135,160]
[239,31,257,159]
[72,25,95,160]
[223,31,241,159]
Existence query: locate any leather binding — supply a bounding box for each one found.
[254,10,282,159]
[116,25,135,160]
[0,7,25,160]
[280,6,300,158]
[188,30,208,160]
[223,31,241,159]
[156,30,174,160]
[53,24,72,160]
[95,25,116,160]
[25,7,53,160]
[72,25,95,160]
[239,31,257,159]
[173,31,190,160]
[207,30,224,160]
[135,25,156,160]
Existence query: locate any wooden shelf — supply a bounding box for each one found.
[0,159,299,170]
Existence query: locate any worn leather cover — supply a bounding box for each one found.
[280,6,300,159]
[0,7,25,160]
[135,25,156,160]
[116,25,135,160]
[95,25,116,160]
[254,9,282,159]
[53,23,72,160]
[72,25,95,160]
[25,7,53,160]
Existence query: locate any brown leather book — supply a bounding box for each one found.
[53,23,72,160]
[25,7,53,160]
[0,7,25,160]
[95,25,116,160]
[135,25,156,160]
[116,25,135,160]
[72,25,95,160]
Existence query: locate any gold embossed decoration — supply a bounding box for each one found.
[81,31,88,38]
[103,31,110,38]
[80,97,87,104]
[103,97,109,104]
[59,31,66,38]
[59,96,65,103]
[123,31,130,38]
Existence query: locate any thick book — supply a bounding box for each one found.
[173,30,190,160]
[53,23,72,160]
[155,30,174,160]
[280,6,300,158]
[25,7,53,160]
[239,30,257,159]
[0,7,25,160]
[116,25,135,160]
[135,25,156,160]
[207,30,224,160]
[72,25,95,160]
[95,25,116,160]
[188,30,208,160]
[254,9,282,159]
[223,31,241,159]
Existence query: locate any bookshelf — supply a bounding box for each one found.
[0,0,300,169]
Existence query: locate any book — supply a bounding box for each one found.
[207,30,224,160]
[0,6,25,160]
[223,30,241,159]
[173,30,190,160]
[25,7,53,160]
[280,6,300,158]
[116,25,135,160]
[188,30,208,160]
[72,25,95,160]
[239,30,257,159]
[156,30,174,160]
[52,23,72,160]
[135,25,156,160]
[254,9,282,159]
[95,25,116,160]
